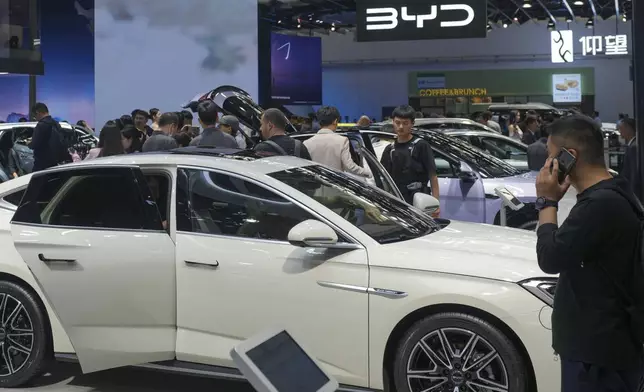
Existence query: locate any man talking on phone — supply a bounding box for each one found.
[535,115,644,392]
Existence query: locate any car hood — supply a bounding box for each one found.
[373,220,551,282]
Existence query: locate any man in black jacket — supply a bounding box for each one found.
[535,115,643,392]
[190,100,238,148]
[30,103,65,172]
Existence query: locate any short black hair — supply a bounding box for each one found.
[197,100,219,126]
[263,108,288,130]
[548,115,605,166]
[182,110,194,121]
[391,105,416,122]
[32,102,49,114]
[526,115,539,125]
[149,108,160,118]
[120,114,133,126]
[316,106,341,128]
[173,132,192,147]
[158,112,179,128]
[622,118,636,131]
[131,109,149,119]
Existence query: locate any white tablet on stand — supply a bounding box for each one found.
[231,327,339,392]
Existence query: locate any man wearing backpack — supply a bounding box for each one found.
[254,108,311,160]
[380,105,439,210]
[30,103,71,172]
[536,115,644,392]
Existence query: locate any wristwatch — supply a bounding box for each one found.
[535,197,558,211]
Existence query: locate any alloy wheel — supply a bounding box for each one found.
[0,294,34,376]
[406,327,509,392]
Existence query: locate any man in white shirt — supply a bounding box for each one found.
[304,106,371,178]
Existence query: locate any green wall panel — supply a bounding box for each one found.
[409,68,595,96]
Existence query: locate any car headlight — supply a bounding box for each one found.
[520,278,557,307]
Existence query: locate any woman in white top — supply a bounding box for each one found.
[508,110,523,141]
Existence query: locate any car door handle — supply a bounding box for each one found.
[184,260,219,268]
[38,254,76,263]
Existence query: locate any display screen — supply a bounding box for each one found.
[246,331,329,392]
[552,74,582,103]
[496,187,522,207]
[271,33,322,105]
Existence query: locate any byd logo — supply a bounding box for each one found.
[365,5,475,31]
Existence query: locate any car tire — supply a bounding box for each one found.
[393,312,528,392]
[0,281,49,387]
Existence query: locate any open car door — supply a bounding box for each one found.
[10,166,176,373]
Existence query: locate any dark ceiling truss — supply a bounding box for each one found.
[261,0,632,32]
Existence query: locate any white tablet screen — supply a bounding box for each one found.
[246,331,330,392]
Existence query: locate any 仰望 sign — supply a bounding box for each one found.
[551,30,629,63]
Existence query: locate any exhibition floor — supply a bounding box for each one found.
[5,363,254,392]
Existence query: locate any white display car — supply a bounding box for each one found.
[0,148,558,391]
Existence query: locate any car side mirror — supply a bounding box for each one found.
[287,220,355,250]
[458,170,478,183]
[413,193,440,215]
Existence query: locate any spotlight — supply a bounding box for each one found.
[277,20,282,24]
[297,23,301,28]
[503,22,508,28]
[513,17,519,22]
[585,18,594,28]
[523,0,532,8]
[622,13,628,22]
[547,20,555,30]
[573,0,584,5]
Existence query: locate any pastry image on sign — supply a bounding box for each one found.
[566,79,579,88]
[555,83,569,91]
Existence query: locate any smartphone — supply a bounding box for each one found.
[554,148,576,183]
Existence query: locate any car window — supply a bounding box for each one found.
[3,188,25,206]
[482,138,527,161]
[13,168,163,230]
[433,151,459,178]
[176,168,319,242]
[270,166,439,244]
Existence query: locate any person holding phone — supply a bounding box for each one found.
[535,115,644,392]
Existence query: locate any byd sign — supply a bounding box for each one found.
[356,0,487,42]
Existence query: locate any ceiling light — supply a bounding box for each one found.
[585,18,594,28]
[573,0,584,5]
[547,20,555,30]
[502,22,508,28]
[331,26,336,31]
[622,14,628,22]
[297,23,301,28]
[0,72,8,75]
[566,16,573,22]
[487,23,493,31]
[513,17,519,22]
[523,0,532,8]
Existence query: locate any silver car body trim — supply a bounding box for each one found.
[317,281,408,299]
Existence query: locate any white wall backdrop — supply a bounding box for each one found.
[94,0,258,128]
[322,19,633,122]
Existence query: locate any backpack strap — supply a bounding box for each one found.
[264,140,288,156]
[390,137,422,162]
[294,140,302,158]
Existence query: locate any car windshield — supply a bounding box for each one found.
[417,131,521,178]
[270,166,439,244]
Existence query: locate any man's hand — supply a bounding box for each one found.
[431,208,440,219]
[536,158,571,201]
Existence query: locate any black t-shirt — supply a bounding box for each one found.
[537,177,643,369]
[254,135,312,160]
[380,137,436,192]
